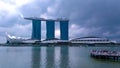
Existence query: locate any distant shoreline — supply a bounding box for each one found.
[0,43,120,47]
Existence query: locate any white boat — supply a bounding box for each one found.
[6,33,38,44]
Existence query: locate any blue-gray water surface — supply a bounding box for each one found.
[0,45,120,68]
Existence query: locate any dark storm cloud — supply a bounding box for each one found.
[0,0,120,43]
[48,0,120,40]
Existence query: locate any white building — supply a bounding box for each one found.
[70,36,116,44]
[41,38,70,44]
[6,33,38,44]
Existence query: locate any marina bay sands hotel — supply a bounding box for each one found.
[24,17,69,40]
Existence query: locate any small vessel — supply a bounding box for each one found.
[6,33,38,44]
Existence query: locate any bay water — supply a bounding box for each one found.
[0,45,120,68]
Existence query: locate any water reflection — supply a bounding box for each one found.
[60,46,69,68]
[31,47,41,68]
[1,46,120,68]
[46,47,55,68]
[31,46,69,68]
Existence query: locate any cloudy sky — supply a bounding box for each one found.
[0,0,120,43]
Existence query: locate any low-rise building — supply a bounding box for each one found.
[70,36,116,44]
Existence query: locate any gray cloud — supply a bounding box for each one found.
[52,0,120,40]
[0,0,120,43]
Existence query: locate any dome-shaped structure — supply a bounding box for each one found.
[70,36,115,44]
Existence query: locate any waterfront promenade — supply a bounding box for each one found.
[0,43,120,47]
[91,50,120,61]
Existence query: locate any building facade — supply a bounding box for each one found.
[60,20,69,40]
[46,20,55,40]
[32,20,41,40]
[25,17,69,40]
[70,36,116,44]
